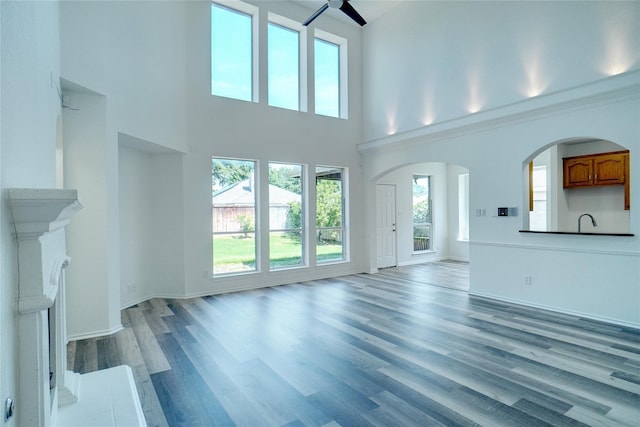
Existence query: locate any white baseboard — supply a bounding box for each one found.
[67,324,124,342]
[469,291,640,330]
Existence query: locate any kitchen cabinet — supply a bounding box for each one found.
[563,150,630,209]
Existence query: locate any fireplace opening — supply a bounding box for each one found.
[48,307,56,392]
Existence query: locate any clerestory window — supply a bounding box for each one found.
[268,20,302,110]
[211,2,257,102]
[211,1,347,117]
[314,30,347,118]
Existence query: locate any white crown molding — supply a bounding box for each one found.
[359,70,640,152]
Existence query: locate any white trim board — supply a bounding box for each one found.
[469,291,640,330]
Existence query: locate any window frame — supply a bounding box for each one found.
[314,29,348,119]
[211,157,259,276]
[458,173,469,241]
[211,1,259,102]
[268,162,307,270]
[267,13,307,112]
[210,2,351,118]
[412,174,433,253]
[529,164,548,231]
[315,165,348,264]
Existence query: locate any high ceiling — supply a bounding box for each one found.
[290,0,402,26]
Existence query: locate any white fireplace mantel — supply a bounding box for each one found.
[8,188,82,237]
[8,189,82,316]
[8,188,146,427]
[7,188,82,426]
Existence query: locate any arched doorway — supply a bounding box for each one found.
[373,161,470,291]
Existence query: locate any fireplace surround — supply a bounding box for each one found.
[8,189,145,426]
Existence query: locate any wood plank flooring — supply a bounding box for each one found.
[69,262,640,426]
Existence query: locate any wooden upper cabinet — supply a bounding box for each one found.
[563,150,630,210]
[593,153,626,185]
[564,157,593,187]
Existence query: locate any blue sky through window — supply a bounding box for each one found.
[268,23,299,110]
[211,4,252,101]
[211,3,343,116]
[315,38,340,117]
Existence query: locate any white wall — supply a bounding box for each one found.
[376,162,454,266]
[373,162,470,266]
[361,1,640,327]
[59,0,367,337]
[119,141,185,305]
[362,1,639,142]
[447,164,470,261]
[119,145,155,306]
[182,0,366,296]
[1,1,61,424]
[60,0,188,152]
[361,88,640,326]
[56,0,640,337]
[59,0,189,337]
[63,91,122,339]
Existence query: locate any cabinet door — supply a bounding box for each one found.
[624,153,630,210]
[594,153,625,185]
[563,158,593,188]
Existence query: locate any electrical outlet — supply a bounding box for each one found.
[524,276,533,286]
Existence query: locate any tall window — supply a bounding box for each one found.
[413,175,432,252]
[529,165,547,231]
[269,163,304,269]
[316,166,346,263]
[458,174,469,241]
[268,22,300,110]
[314,37,340,117]
[211,3,254,101]
[212,158,257,274]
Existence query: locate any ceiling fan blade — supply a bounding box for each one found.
[339,1,367,26]
[303,3,329,26]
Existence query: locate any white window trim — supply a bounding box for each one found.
[211,1,259,102]
[314,29,347,119]
[315,165,349,264]
[412,174,433,253]
[211,156,261,276]
[268,162,307,270]
[268,12,307,112]
[458,173,469,242]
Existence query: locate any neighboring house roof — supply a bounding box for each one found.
[213,179,300,206]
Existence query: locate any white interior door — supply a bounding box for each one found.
[376,184,397,268]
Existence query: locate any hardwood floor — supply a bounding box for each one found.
[378,260,470,292]
[68,262,640,426]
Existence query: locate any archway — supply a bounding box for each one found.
[372,161,470,291]
[523,138,630,233]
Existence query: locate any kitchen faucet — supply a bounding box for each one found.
[578,213,597,233]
